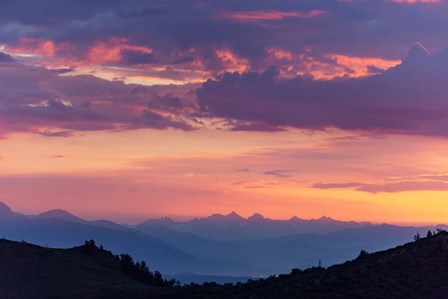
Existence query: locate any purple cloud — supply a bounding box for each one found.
[313,182,367,189]
[197,44,448,136]
[0,60,193,136]
[1,0,447,74]
[264,170,294,178]
[0,52,13,62]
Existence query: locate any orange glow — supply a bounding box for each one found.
[88,38,153,64]
[267,48,293,60]
[7,38,56,57]
[327,54,401,77]
[296,52,400,80]
[2,129,448,224]
[215,49,250,73]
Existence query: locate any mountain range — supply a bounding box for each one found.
[0,201,444,282]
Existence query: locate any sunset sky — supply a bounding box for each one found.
[1,0,448,224]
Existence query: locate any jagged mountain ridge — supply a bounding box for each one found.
[137,211,372,241]
[0,201,445,278]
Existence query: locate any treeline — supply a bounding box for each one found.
[82,239,177,287]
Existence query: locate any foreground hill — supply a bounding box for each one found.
[3,232,448,298]
[168,231,448,299]
[0,239,174,299]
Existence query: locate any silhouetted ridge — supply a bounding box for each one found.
[172,230,448,299]
[0,238,176,298]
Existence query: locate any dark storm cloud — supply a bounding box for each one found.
[197,44,448,136]
[0,60,193,136]
[1,0,447,72]
[1,0,448,137]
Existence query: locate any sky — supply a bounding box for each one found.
[1,0,448,224]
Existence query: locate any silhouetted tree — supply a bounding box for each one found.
[82,239,97,255]
[427,230,433,238]
[116,252,176,287]
[357,249,369,259]
[120,253,134,273]
[414,232,420,241]
[436,228,447,234]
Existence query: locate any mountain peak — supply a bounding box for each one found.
[36,209,85,223]
[226,211,244,220]
[289,215,303,222]
[205,211,245,223]
[404,42,429,64]
[316,215,336,223]
[0,201,26,221]
[0,201,12,214]
[248,213,265,221]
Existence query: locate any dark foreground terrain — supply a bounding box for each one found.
[0,239,175,299]
[2,231,448,299]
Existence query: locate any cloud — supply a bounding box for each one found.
[264,170,294,178]
[0,52,13,62]
[420,175,448,181]
[0,59,194,136]
[1,0,447,78]
[388,0,441,4]
[197,44,448,136]
[216,10,327,22]
[39,130,77,138]
[312,180,448,193]
[235,168,251,172]
[1,1,448,137]
[313,182,366,189]
[357,181,448,193]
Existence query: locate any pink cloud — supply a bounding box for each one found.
[0,57,194,136]
[197,43,448,136]
[216,10,327,22]
[313,181,448,193]
[388,0,441,4]
[7,38,57,58]
[88,38,153,64]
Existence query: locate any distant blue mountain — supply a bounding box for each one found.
[137,211,372,241]
[0,201,444,278]
[0,202,259,276]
